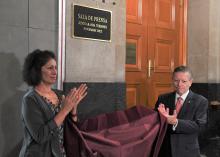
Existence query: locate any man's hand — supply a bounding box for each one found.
[158,103,178,125]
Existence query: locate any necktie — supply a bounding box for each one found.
[176,97,183,114]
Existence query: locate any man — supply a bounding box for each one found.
[155,66,208,157]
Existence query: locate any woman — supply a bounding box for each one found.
[19,49,87,157]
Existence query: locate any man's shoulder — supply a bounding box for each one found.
[191,91,208,101]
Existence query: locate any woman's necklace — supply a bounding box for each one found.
[35,87,59,106]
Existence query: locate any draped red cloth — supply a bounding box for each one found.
[64,106,167,157]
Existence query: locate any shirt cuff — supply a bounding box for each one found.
[172,119,178,131]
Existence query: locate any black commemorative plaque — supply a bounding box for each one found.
[72,4,111,41]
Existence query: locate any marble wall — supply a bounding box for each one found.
[64,0,126,119]
[187,0,209,83]
[208,0,220,83]
[65,0,125,82]
[188,1,220,156]
[188,0,220,84]
[0,0,58,156]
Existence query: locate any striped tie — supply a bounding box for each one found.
[176,97,183,114]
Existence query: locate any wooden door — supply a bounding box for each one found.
[126,0,148,108]
[126,0,187,108]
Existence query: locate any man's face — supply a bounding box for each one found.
[173,72,192,96]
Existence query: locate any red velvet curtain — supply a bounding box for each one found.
[64,106,167,157]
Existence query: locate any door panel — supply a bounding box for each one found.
[126,35,142,71]
[147,0,180,107]
[126,0,142,24]
[155,0,176,29]
[126,83,141,108]
[126,0,147,107]
[154,82,173,101]
[155,36,175,72]
[126,0,187,108]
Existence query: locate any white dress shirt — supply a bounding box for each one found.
[173,90,189,131]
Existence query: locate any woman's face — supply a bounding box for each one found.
[41,58,57,85]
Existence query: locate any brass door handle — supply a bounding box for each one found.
[148,59,154,77]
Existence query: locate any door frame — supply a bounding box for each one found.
[179,0,188,65]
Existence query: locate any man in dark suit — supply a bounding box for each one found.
[155,66,208,157]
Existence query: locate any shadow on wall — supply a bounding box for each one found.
[0,52,26,157]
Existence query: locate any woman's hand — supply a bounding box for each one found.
[54,84,88,126]
[70,84,88,115]
[62,88,78,113]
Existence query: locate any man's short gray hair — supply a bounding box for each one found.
[172,66,193,80]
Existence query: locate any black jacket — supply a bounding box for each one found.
[155,90,208,157]
[19,88,64,157]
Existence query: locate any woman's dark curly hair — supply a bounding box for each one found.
[22,49,56,86]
